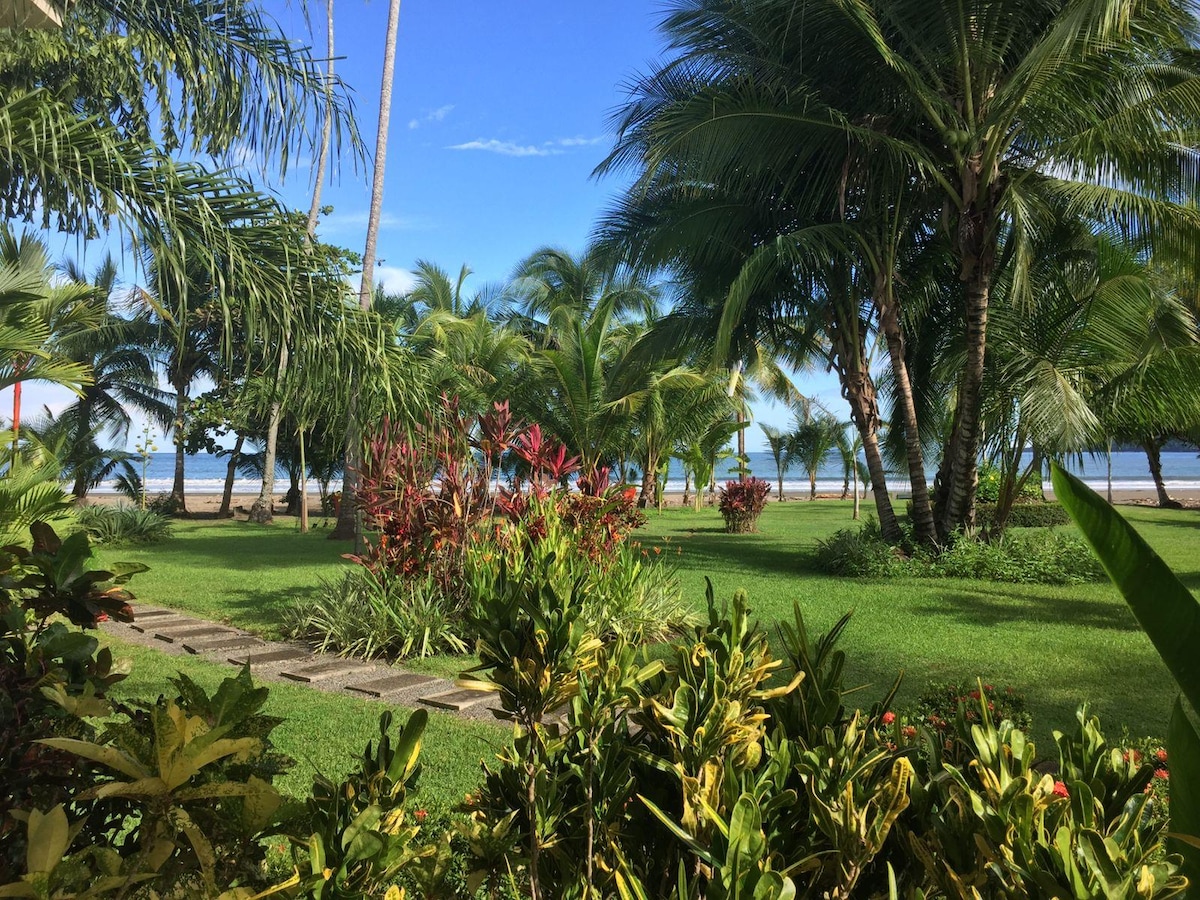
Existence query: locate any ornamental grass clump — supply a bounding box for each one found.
[718,477,772,533]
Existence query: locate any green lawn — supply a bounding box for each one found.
[96,501,1200,743]
[97,632,503,814]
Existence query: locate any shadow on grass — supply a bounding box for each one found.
[673,532,815,579]
[910,584,1140,632]
[136,525,351,571]
[213,585,324,636]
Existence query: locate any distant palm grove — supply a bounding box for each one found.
[3,1,1200,898]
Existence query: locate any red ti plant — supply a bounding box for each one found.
[512,424,580,493]
[473,400,524,501]
[353,397,490,601]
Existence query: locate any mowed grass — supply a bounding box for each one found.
[96,501,1200,740]
[97,632,504,811]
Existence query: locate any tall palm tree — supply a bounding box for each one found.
[788,412,843,502]
[759,423,790,502]
[332,0,404,541]
[600,0,1200,541]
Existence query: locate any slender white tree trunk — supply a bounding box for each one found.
[250,0,335,525]
[332,0,402,541]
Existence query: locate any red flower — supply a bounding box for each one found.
[1156,748,1168,763]
[902,726,917,739]
[1052,781,1069,799]
[414,809,428,823]
[1155,768,1169,780]
[882,711,896,725]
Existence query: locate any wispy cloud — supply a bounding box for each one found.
[408,104,455,130]
[547,136,606,148]
[448,139,561,157]
[448,135,608,157]
[317,210,431,233]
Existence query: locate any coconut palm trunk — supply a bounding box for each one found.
[170,376,189,515]
[250,0,335,526]
[331,0,402,541]
[219,432,245,517]
[876,287,935,544]
[828,315,901,541]
[1143,438,1180,509]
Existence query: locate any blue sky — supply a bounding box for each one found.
[18,0,846,450]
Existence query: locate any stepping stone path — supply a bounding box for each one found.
[100,604,505,725]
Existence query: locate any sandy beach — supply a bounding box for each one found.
[87,487,1200,518]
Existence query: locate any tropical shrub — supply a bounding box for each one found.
[921,529,1104,584]
[976,500,1071,529]
[812,520,903,577]
[330,396,684,660]
[813,523,1104,585]
[717,476,771,533]
[75,503,173,544]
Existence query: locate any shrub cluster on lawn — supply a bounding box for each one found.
[813,521,1105,584]
[976,500,1072,529]
[75,503,173,545]
[287,398,689,661]
[718,476,772,533]
[0,521,1182,898]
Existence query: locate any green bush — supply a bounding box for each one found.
[921,529,1105,585]
[285,567,470,660]
[976,500,1071,529]
[814,523,1104,585]
[75,504,173,545]
[811,522,902,578]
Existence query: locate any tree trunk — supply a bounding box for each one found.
[1143,438,1181,508]
[852,464,860,520]
[776,464,784,502]
[170,378,189,516]
[332,0,401,542]
[253,0,333,526]
[876,286,934,544]
[285,467,301,515]
[830,313,901,541]
[637,462,655,509]
[219,432,245,517]
[248,346,286,525]
[935,275,989,538]
[299,427,310,533]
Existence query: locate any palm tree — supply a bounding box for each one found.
[788,412,843,502]
[250,0,340,526]
[835,424,869,521]
[601,0,1200,540]
[332,0,404,541]
[759,423,790,502]
[1,0,357,343]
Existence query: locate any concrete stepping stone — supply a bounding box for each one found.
[132,608,176,619]
[419,688,494,712]
[155,625,233,643]
[280,659,372,683]
[228,647,311,667]
[131,616,195,634]
[345,673,439,698]
[182,635,264,654]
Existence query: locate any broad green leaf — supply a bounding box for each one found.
[1168,698,1200,886]
[25,806,70,875]
[1051,464,1200,715]
[37,738,149,780]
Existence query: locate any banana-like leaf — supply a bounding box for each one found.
[1169,698,1200,887]
[1050,464,1200,715]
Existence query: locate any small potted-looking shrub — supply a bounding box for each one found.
[718,477,772,533]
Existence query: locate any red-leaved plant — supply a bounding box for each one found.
[718,478,772,533]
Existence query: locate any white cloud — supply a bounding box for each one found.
[448,139,562,157]
[548,136,606,147]
[409,104,455,130]
[373,265,417,295]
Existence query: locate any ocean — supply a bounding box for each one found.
[96,449,1200,495]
